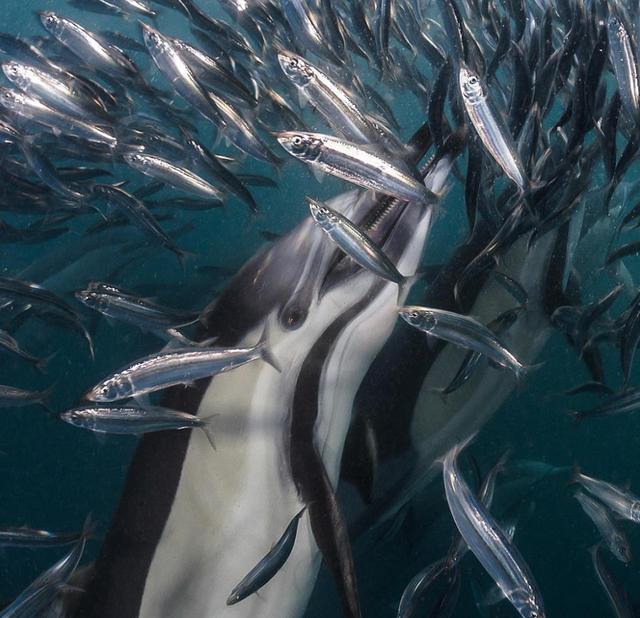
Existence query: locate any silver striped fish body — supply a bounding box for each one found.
[140,23,220,125]
[86,345,268,402]
[123,152,223,200]
[574,490,631,564]
[591,545,634,618]
[2,61,102,121]
[398,306,526,376]
[277,51,376,143]
[443,441,545,618]
[39,12,137,79]
[308,198,403,284]
[207,91,279,164]
[277,131,430,202]
[575,472,640,524]
[459,62,526,190]
[61,406,205,435]
[608,15,640,121]
[0,87,116,147]
[280,0,338,64]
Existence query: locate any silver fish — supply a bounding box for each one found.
[277,131,433,203]
[0,384,51,410]
[574,470,640,524]
[61,405,217,448]
[574,489,631,564]
[140,22,220,125]
[396,558,447,618]
[123,152,224,201]
[85,334,278,401]
[0,516,90,617]
[75,282,199,333]
[39,12,139,80]
[207,91,281,165]
[2,61,106,121]
[570,386,640,421]
[591,544,634,618]
[442,438,545,618]
[398,306,527,377]
[91,184,189,261]
[608,14,640,121]
[0,527,80,549]
[277,51,377,144]
[308,197,409,288]
[227,508,306,605]
[458,62,526,190]
[0,87,116,148]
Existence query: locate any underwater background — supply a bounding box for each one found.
[0,0,639,616]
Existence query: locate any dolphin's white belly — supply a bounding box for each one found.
[138,208,434,617]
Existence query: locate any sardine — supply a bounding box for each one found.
[61,405,217,448]
[574,489,631,564]
[591,544,634,618]
[277,51,377,144]
[39,12,139,80]
[123,152,224,201]
[398,306,527,377]
[85,332,278,401]
[0,87,116,148]
[574,470,640,524]
[226,508,306,605]
[442,438,545,618]
[277,131,433,203]
[76,281,199,333]
[308,197,408,288]
[458,62,526,190]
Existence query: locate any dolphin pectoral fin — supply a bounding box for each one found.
[300,443,362,618]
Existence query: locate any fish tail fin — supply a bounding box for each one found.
[38,383,57,416]
[200,413,218,450]
[258,324,281,372]
[175,247,197,274]
[517,360,544,388]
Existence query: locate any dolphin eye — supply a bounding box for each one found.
[280,304,307,330]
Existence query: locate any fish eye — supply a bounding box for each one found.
[469,76,478,85]
[409,311,420,320]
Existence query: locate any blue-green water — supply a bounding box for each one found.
[0,1,638,617]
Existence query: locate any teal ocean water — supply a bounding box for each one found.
[0,1,639,617]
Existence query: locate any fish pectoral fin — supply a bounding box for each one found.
[481,583,507,607]
[312,166,326,183]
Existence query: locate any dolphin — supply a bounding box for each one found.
[72,130,461,617]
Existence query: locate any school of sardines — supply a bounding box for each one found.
[2,0,640,615]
